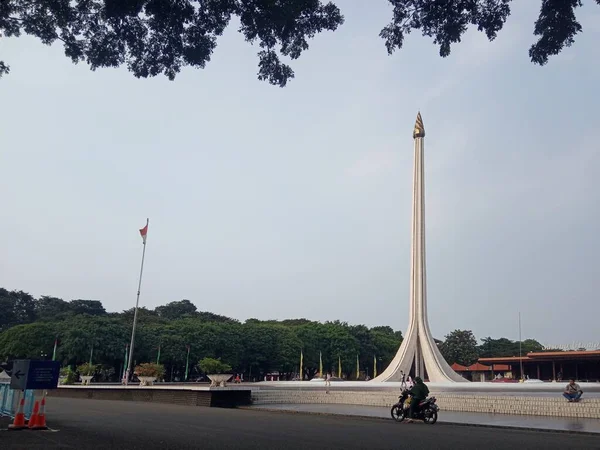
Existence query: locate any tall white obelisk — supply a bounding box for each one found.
[373,112,467,383]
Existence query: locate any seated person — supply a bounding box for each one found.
[563,378,583,402]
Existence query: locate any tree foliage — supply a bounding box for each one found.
[439,332,545,366]
[380,0,596,66]
[0,1,596,86]
[35,296,72,321]
[0,0,343,87]
[155,299,197,320]
[0,289,36,332]
[439,329,480,366]
[0,286,402,382]
[1,286,552,381]
[478,336,544,358]
[70,299,107,316]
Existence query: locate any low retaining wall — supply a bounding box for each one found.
[251,390,600,419]
[49,387,251,408]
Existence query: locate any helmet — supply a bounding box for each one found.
[414,376,423,383]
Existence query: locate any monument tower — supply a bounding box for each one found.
[373,113,467,383]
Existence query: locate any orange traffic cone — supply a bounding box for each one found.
[32,395,48,430]
[28,400,40,429]
[8,397,27,430]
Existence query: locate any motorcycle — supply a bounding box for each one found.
[390,388,439,424]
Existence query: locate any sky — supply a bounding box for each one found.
[1,1,599,347]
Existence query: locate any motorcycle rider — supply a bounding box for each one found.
[406,376,429,423]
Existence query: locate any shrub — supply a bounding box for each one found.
[198,357,232,374]
[59,366,77,385]
[134,363,165,378]
[76,363,98,376]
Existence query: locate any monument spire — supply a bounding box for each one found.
[413,112,425,138]
[373,112,466,383]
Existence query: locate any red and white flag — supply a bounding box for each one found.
[139,219,149,244]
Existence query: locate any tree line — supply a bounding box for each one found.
[0,288,402,381]
[439,329,549,368]
[0,288,550,381]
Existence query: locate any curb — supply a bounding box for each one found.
[239,407,600,436]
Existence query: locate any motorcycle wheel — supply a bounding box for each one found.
[423,408,438,425]
[390,404,405,422]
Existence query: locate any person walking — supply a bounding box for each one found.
[325,372,332,393]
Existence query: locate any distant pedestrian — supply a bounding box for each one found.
[563,378,583,402]
[325,372,332,393]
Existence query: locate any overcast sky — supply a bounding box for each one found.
[1,2,598,347]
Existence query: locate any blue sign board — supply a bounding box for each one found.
[10,360,60,390]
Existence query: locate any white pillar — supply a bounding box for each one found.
[372,112,467,383]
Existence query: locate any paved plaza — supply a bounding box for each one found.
[250,403,600,434]
[2,398,599,450]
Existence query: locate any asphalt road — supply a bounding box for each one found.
[1,398,599,450]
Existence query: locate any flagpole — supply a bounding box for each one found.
[184,345,191,381]
[519,311,524,381]
[52,338,58,361]
[122,344,129,380]
[319,351,323,378]
[124,218,149,385]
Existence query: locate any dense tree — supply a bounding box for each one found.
[479,337,517,357]
[239,322,285,378]
[1,1,595,87]
[0,293,405,382]
[155,299,197,320]
[370,326,403,370]
[196,311,239,324]
[0,285,548,383]
[70,299,107,316]
[0,0,343,87]
[272,326,303,379]
[478,336,544,358]
[0,289,36,332]
[522,339,544,353]
[440,330,480,366]
[118,307,160,322]
[0,322,58,359]
[56,316,129,366]
[381,0,598,66]
[34,296,73,321]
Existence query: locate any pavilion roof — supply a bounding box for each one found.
[451,362,493,371]
[451,363,469,371]
[467,363,492,371]
[479,350,600,364]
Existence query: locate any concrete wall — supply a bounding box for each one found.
[49,387,251,408]
[251,390,600,419]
